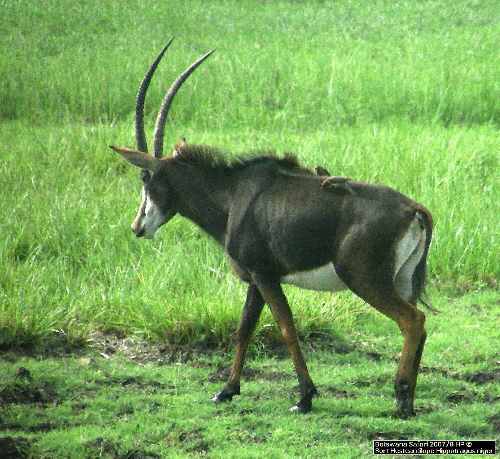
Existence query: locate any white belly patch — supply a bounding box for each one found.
[281,263,347,292]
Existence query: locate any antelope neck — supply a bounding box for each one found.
[167,162,234,244]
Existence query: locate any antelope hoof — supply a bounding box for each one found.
[212,385,240,403]
[289,402,311,414]
[394,383,416,419]
[394,408,416,419]
[289,389,316,413]
[212,394,230,403]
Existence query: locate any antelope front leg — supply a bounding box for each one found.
[253,274,317,413]
[212,283,265,403]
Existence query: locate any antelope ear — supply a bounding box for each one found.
[315,165,331,176]
[173,138,186,158]
[110,146,162,173]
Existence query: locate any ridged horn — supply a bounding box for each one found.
[135,38,174,153]
[152,48,216,159]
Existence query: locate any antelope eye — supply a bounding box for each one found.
[140,170,150,183]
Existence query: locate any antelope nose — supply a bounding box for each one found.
[135,228,145,238]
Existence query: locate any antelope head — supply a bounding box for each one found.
[110,39,214,239]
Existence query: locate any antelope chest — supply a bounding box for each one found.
[281,263,347,292]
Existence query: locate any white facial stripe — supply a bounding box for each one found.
[142,195,164,239]
[145,195,155,215]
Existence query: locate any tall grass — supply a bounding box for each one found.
[1,0,498,127]
[0,0,498,348]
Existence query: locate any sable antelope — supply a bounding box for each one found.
[110,39,433,419]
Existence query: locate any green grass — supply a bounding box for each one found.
[2,2,498,455]
[0,290,498,457]
[1,1,499,352]
[1,119,497,348]
[1,0,498,127]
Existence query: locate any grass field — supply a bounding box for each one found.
[1,290,498,457]
[0,0,499,456]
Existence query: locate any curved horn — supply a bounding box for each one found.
[135,38,174,153]
[152,48,216,158]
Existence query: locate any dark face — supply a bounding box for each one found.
[131,169,177,239]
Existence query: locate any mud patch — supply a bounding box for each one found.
[0,367,59,406]
[124,452,160,459]
[118,376,167,389]
[0,421,56,433]
[421,366,500,385]
[178,429,204,443]
[364,351,383,361]
[89,330,361,365]
[447,389,499,404]
[178,429,211,454]
[88,333,224,365]
[162,346,223,365]
[415,406,439,415]
[0,382,58,406]
[86,437,160,458]
[301,335,354,355]
[95,374,174,394]
[86,437,120,456]
[462,368,500,384]
[3,331,389,368]
[447,391,477,403]
[420,366,454,377]
[0,333,88,359]
[319,385,354,398]
[0,436,34,458]
[351,374,391,388]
